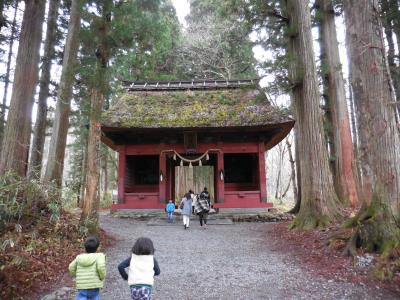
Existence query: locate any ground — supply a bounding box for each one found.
[75,215,397,299]
[38,213,400,300]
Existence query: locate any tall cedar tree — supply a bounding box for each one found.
[80,0,112,232]
[0,1,18,152]
[29,0,61,179]
[315,0,359,207]
[110,0,182,81]
[44,0,81,188]
[286,0,342,229]
[219,0,302,211]
[179,0,256,79]
[0,0,46,176]
[343,0,400,252]
[73,0,182,208]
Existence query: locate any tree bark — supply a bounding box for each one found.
[285,0,342,229]
[28,0,61,179]
[343,0,400,252]
[78,136,88,208]
[315,0,359,207]
[80,0,112,233]
[0,0,46,176]
[43,0,81,187]
[0,1,18,154]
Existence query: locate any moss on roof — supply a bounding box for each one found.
[101,87,292,129]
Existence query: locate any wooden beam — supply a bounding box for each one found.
[216,149,225,203]
[258,141,267,202]
[117,145,126,204]
[101,134,117,150]
[125,142,260,155]
[159,151,167,203]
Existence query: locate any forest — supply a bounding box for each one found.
[0,0,399,299]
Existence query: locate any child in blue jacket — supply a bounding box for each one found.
[166,200,175,222]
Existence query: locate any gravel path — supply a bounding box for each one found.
[100,215,397,300]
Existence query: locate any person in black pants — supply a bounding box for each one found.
[195,187,211,229]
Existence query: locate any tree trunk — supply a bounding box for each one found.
[81,89,104,232]
[28,0,61,179]
[0,1,18,154]
[43,0,81,187]
[0,0,46,176]
[288,125,301,214]
[80,0,112,233]
[381,0,400,118]
[348,85,358,156]
[285,0,342,229]
[343,0,400,252]
[79,136,88,208]
[315,0,359,207]
[286,137,297,203]
[274,144,283,200]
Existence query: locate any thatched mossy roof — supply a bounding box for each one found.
[101,87,292,129]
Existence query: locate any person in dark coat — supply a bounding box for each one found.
[195,187,211,229]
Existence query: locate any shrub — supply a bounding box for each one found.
[0,172,61,232]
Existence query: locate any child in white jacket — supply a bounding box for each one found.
[118,237,160,300]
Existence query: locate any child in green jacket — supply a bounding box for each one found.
[69,236,106,300]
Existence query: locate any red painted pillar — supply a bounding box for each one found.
[159,151,167,203]
[258,141,267,202]
[117,145,126,204]
[216,150,224,203]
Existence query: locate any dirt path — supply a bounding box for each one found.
[100,215,397,300]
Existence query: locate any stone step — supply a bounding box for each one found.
[147,218,233,226]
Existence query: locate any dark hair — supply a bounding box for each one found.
[204,187,208,191]
[184,193,191,199]
[132,237,155,255]
[84,236,100,253]
[188,189,193,194]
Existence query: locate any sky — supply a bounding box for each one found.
[171,0,190,28]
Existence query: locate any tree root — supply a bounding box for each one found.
[290,211,330,230]
[342,231,359,257]
[339,192,400,262]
